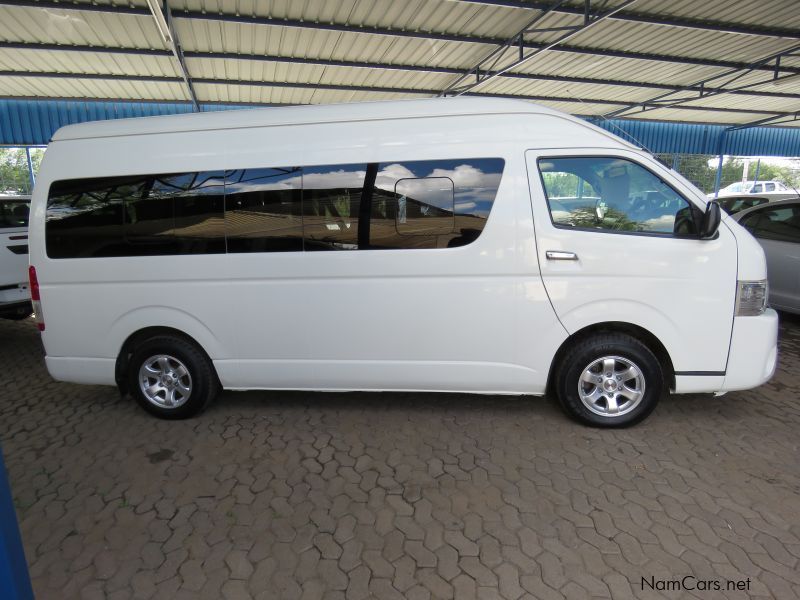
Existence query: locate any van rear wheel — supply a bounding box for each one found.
[128,336,219,419]
[555,332,664,427]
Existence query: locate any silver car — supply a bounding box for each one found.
[734,199,800,314]
[717,195,770,216]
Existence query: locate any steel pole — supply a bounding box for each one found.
[24,147,34,192]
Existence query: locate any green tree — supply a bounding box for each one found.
[0,147,44,194]
[718,158,800,191]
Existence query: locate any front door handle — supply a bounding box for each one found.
[546,250,578,261]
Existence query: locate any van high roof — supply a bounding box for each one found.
[51,97,633,148]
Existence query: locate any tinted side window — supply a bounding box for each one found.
[302,164,366,251]
[47,178,127,258]
[368,158,504,249]
[46,159,506,257]
[171,172,226,254]
[538,157,698,236]
[395,177,455,236]
[738,212,762,233]
[719,198,767,215]
[225,168,303,253]
[47,171,225,258]
[0,200,30,228]
[747,205,800,243]
[125,172,225,255]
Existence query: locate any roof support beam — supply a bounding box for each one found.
[3,1,800,75]
[0,70,787,117]
[0,70,182,84]
[145,0,198,111]
[2,41,799,102]
[440,0,639,96]
[452,0,800,40]
[2,41,799,105]
[0,42,171,58]
[726,111,800,131]
[603,42,800,119]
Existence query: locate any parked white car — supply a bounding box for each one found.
[709,180,799,202]
[0,194,32,320]
[28,98,777,427]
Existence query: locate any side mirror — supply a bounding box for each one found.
[701,201,721,239]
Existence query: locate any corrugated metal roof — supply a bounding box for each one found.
[630,0,800,30]
[0,0,798,136]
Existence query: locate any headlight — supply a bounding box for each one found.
[735,280,768,316]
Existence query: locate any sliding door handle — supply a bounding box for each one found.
[545,250,578,261]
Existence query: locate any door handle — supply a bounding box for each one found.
[545,250,578,261]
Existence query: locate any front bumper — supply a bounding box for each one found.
[721,308,779,392]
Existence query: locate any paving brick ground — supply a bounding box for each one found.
[1,315,799,600]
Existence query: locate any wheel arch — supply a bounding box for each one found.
[115,326,217,395]
[546,321,676,395]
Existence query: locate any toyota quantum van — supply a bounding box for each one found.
[28,98,778,427]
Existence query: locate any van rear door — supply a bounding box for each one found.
[526,149,737,381]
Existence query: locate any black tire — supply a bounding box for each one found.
[554,332,665,427]
[127,335,219,419]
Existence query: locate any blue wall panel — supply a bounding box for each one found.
[0,444,33,600]
[0,99,244,146]
[2,98,800,157]
[589,118,800,157]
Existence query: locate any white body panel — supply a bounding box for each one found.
[525,148,737,374]
[0,196,32,314]
[28,98,776,398]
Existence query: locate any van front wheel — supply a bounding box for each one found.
[555,333,664,427]
[128,336,219,419]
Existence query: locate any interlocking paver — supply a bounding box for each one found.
[392,554,416,592]
[1,317,800,599]
[494,563,524,600]
[345,565,370,600]
[178,558,206,592]
[435,542,461,581]
[405,540,437,568]
[417,567,454,599]
[314,533,343,560]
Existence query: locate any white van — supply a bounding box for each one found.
[28,98,778,427]
[0,194,32,320]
